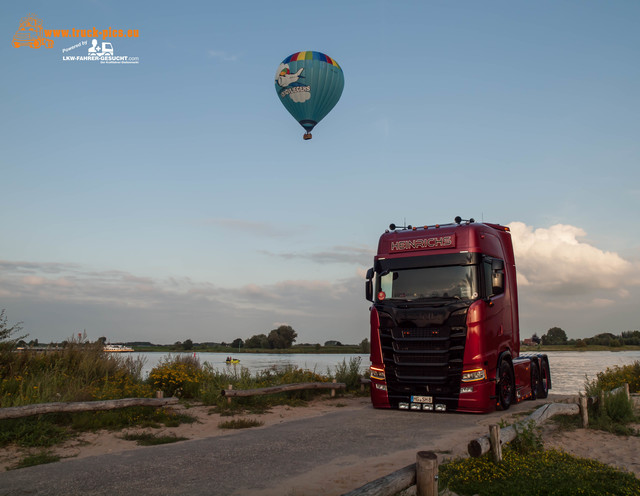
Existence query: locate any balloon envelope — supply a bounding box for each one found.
[275,51,344,137]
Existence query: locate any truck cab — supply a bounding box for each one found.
[365,217,550,413]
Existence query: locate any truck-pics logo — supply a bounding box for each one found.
[13,14,140,64]
[390,235,455,252]
[12,14,54,49]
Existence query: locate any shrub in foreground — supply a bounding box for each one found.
[440,447,640,496]
[585,360,640,394]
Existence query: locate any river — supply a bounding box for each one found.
[133,350,640,396]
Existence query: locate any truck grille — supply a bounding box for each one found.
[377,307,468,405]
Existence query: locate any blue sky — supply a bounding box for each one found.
[2,1,639,345]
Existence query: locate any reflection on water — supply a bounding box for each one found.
[135,350,640,396]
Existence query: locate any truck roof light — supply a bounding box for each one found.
[389,223,396,231]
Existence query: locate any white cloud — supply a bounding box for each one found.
[508,222,640,336]
[509,222,640,296]
[262,245,374,266]
[208,50,238,62]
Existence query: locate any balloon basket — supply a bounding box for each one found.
[303,133,312,140]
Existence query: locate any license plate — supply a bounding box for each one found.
[411,395,432,404]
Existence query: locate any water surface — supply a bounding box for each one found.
[134,350,640,396]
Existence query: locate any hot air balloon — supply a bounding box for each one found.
[275,51,344,140]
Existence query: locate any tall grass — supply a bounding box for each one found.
[583,360,639,435]
[0,337,151,407]
[1,345,367,411]
[147,355,367,412]
[331,356,365,390]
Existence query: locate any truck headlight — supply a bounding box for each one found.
[461,369,486,382]
[370,366,385,381]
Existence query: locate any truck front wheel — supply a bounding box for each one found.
[497,359,514,410]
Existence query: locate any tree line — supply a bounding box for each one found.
[530,327,640,347]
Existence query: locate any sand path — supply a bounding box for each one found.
[0,394,637,494]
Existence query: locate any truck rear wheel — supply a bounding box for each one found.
[530,362,540,400]
[497,359,514,410]
[537,360,550,399]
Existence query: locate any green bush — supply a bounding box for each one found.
[585,361,640,394]
[147,354,205,398]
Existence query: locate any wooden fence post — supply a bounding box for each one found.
[416,451,438,496]
[227,384,233,405]
[624,383,630,401]
[579,395,588,428]
[155,390,164,399]
[489,424,502,463]
[331,379,337,398]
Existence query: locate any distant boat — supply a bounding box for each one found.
[225,358,240,364]
[103,344,134,353]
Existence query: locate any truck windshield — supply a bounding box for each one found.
[378,265,478,302]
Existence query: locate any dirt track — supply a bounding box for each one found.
[0,395,636,495]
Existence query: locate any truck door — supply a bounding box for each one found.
[482,257,511,360]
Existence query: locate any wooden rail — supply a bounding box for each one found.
[220,381,346,398]
[468,402,579,458]
[0,397,179,420]
[588,383,630,407]
[469,382,632,459]
[341,463,416,496]
[342,451,439,496]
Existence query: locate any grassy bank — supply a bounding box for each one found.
[0,344,367,469]
[439,361,640,495]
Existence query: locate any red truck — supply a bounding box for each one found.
[365,217,551,413]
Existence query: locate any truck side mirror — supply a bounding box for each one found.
[491,259,504,295]
[365,268,374,302]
